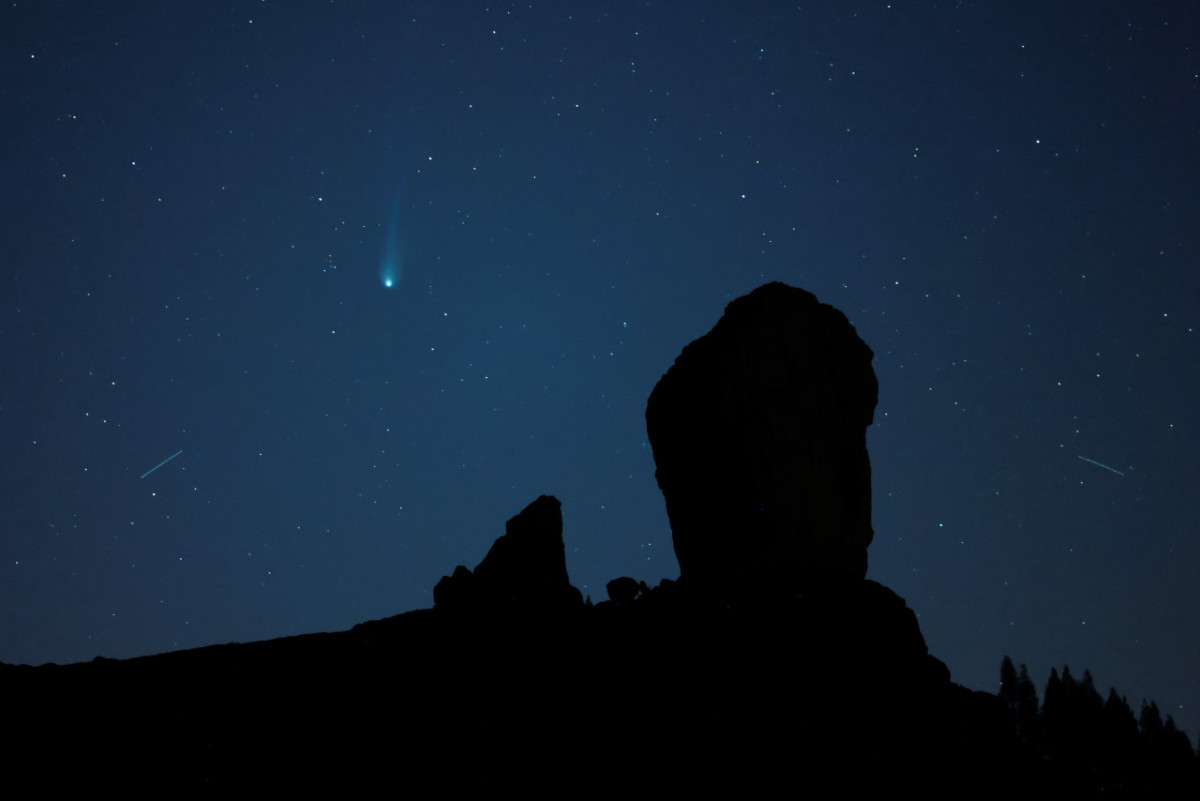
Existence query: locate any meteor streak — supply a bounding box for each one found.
[1077,454,1124,476]
[140,449,183,479]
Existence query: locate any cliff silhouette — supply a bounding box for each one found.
[4,283,1194,793]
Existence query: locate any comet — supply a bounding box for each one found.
[379,194,403,289]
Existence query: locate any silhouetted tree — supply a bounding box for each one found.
[1096,689,1139,792]
[1163,715,1194,761]
[1101,689,1137,746]
[1133,700,1197,790]
[1038,666,1065,759]
[1140,699,1164,737]
[1074,670,1105,769]
[1061,664,1078,699]
[999,655,1019,733]
[1014,663,1039,744]
[1042,665,1097,777]
[999,656,1017,699]
[997,656,1039,746]
[1078,670,1104,721]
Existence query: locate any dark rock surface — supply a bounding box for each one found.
[647,282,878,598]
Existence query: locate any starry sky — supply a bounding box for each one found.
[3,2,1198,736]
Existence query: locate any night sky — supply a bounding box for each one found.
[3,2,1198,737]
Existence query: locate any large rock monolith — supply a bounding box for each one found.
[646,282,878,598]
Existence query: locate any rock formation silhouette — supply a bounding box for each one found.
[647,282,877,598]
[433,494,582,609]
[6,282,1191,793]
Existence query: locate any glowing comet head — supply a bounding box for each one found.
[379,230,402,289]
[379,257,399,289]
[379,193,404,289]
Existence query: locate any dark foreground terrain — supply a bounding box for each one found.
[5,558,1012,793]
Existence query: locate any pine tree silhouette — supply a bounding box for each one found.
[997,655,1039,747]
[999,656,1197,792]
[999,655,1019,734]
[1014,662,1038,745]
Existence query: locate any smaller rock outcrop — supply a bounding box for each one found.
[605,576,649,604]
[433,494,583,610]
